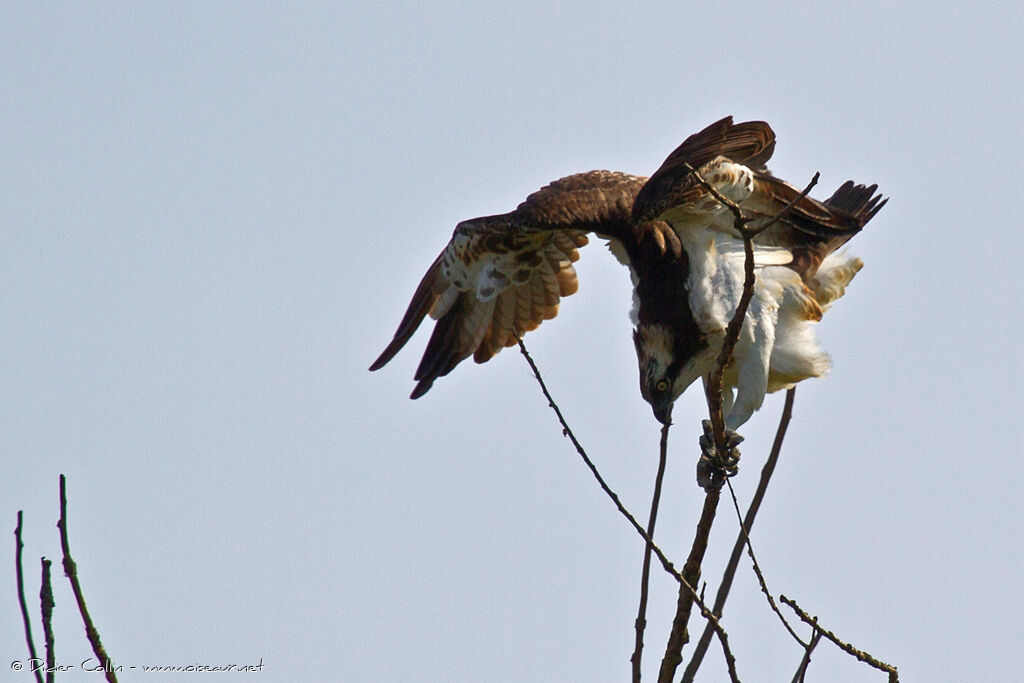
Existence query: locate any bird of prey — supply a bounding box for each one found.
[370,117,885,432]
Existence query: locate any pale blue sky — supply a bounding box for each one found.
[3,2,1022,681]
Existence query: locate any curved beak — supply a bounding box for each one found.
[652,401,673,425]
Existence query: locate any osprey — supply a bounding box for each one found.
[370,117,886,430]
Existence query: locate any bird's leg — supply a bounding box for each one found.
[696,419,743,491]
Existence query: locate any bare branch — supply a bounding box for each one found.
[40,558,54,683]
[780,595,899,682]
[702,224,755,444]
[683,388,796,681]
[15,512,45,683]
[631,422,671,682]
[680,162,820,240]
[693,596,740,683]
[57,475,119,683]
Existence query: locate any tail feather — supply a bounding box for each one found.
[825,181,888,224]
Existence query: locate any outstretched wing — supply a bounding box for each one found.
[370,170,649,399]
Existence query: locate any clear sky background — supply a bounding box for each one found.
[2,2,1022,682]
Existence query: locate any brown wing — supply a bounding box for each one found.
[369,170,649,399]
[632,116,776,223]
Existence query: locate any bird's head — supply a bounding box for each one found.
[633,324,706,425]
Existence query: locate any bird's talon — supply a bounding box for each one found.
[696,420,743,491]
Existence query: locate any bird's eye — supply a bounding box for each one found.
[655,380,669,392]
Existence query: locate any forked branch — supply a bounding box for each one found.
[780,595,899,682]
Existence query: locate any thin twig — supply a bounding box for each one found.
[516,337,739,681]
[683,389,796,682]
[694,598,740,683]
[791,631,823,683]
[780,595,899,682]
[724,477,805,645]
[681,161,750,227]
[16,512,45,683]
[631,422,671,682]
[40,559,55,683]
[57,475,118,683]
[749,173,822,238]
[688,588,740,683]
[680,162,820,241]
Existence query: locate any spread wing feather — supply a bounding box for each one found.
[370,170,649,398]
